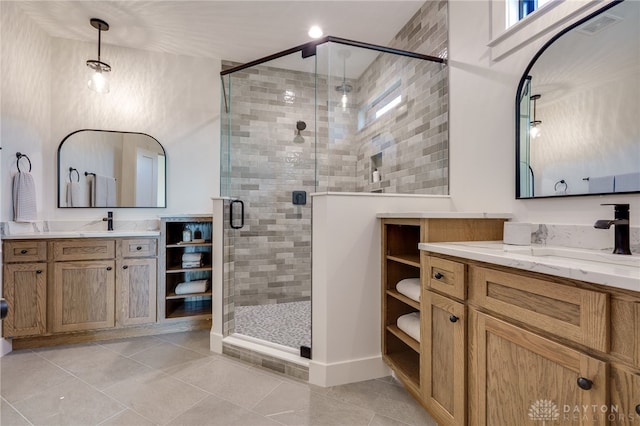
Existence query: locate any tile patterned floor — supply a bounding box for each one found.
[0,331,438,426]
[235,301,311,349]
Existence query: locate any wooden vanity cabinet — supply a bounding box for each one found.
[116,239,157,326]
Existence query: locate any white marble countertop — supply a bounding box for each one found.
[2,230,160,240]
[419,241,640,292]
[377,212,512,219]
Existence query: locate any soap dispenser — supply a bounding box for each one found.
[182,227,192,242]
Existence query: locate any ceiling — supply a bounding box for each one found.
[15,1,425,67]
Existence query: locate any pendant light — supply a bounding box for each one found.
[335,50,352,111]
[86,18,111,93]
[530,94,542,139]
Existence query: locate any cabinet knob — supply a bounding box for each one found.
[136,246,142,251]
[577,377,593,390]
[20,249,28,254]
[106,266,112,271]
[449,315,458,323]
[635,404,640,416]
[123,265,128,270]
[434,272,444,280]
[36,270,43,274]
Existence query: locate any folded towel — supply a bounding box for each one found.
[588,176,614,194]
[614,172,640,192]
[182,253,203,262]
[13,172,37,222]
[396,278,420,302]
[175,280,209,295]
[181,261,202,268]
[397,312,420,342]
[66,182,83,207]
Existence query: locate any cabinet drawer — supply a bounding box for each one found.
[121,238,157,258]
[423,254,466,300]
[469,266,608,352]
[52,240,115,261]
[4,241,47,263]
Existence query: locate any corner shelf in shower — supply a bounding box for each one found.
[159,216,213,323]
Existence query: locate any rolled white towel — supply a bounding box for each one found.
[175,280,209,295]
[397,312,420,342]
[182,252,203,262]
[396,278,420,302]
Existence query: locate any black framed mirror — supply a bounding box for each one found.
[58,129,166,208]
[516,0,639,198]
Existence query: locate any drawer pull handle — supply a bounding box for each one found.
[106,266,113,271]
[577,377,593,390]
[36,270,43,274]
[20,249,28,254]
[434,272,444,280]
[449,315,458,323]
[123,265,128,270]
[136,246,142,251]
[635,405,640,416]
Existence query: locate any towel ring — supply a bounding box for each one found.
[16,152,31,173]
[69,167,80,182]
[554,179,568,192]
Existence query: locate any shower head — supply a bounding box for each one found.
[294,120,306,143]
[296,120,307,131]
[335,82,352,93]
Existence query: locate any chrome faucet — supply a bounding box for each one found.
[103,211,113,231]
[594,203,631,255]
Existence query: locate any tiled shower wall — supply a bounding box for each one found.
[221,0,448,308]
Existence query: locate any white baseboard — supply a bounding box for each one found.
[308,355,390,387]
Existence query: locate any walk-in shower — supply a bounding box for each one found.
[220,36,447,361]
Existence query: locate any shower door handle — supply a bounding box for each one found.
[230,199,245,229]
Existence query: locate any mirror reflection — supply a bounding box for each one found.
[58,130,166,208]
[516,0,640,198]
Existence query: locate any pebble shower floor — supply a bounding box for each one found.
[234,301,311,349]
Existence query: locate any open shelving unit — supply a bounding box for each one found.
[159,216,213,322]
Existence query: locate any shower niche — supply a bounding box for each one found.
[220,36,448,353]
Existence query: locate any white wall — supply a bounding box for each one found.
[448,0,639,224]
[1,4,221,224]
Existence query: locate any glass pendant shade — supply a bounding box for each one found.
[86,18,111,94]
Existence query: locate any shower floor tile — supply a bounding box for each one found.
[234,301,311,349]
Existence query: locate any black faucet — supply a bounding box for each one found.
[103,211,113,231]
[594,203,631,255]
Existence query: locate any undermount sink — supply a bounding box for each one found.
[506,246,640,268]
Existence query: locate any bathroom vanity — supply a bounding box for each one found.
[2,225,210,349]
[403,240,639,425]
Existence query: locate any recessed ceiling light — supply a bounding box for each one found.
[308,25,323,39]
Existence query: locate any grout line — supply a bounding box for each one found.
[1,395,35,426]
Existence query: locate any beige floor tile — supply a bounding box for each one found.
[369,414,414,426]
[98,409,156,426]
[103,369,208,425]
[12,377,125,426]
[167,395,281,426]
[1,398,31,426]
[129,341,209,371]
[155,330,213,356]
[170,357,283,409]
[0,351,74,404]
[324,378,437,426]
[35,344,154,390]
[98,336,163,357]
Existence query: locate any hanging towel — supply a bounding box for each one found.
[66,182,83,207]
[397,312,420,342]
[614,172,640,192]
[91,174,117,207]
[588,176,614,193]
[12,172,37,222]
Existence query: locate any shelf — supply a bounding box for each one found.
[386,289,420,310]
[165,300,212,319]
[387,254,420,268]
[166,290,212,300]
[166,242,212,248]
[166,265,212,273]
[386,324,420,353]
[383,351,420,391]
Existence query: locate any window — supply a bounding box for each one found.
[357,80,402,130]
[507,0,553,28]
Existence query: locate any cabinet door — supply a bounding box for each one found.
[2,263,46,337]
[423,291,466,426]
[610,366,640,424]
[469,311,607,426]
[117,258,157,326]
[52,260,115,332]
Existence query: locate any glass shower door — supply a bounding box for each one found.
[220,51,316,354]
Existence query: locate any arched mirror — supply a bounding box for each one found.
[516,0,640,198]
[58,130,166,208]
